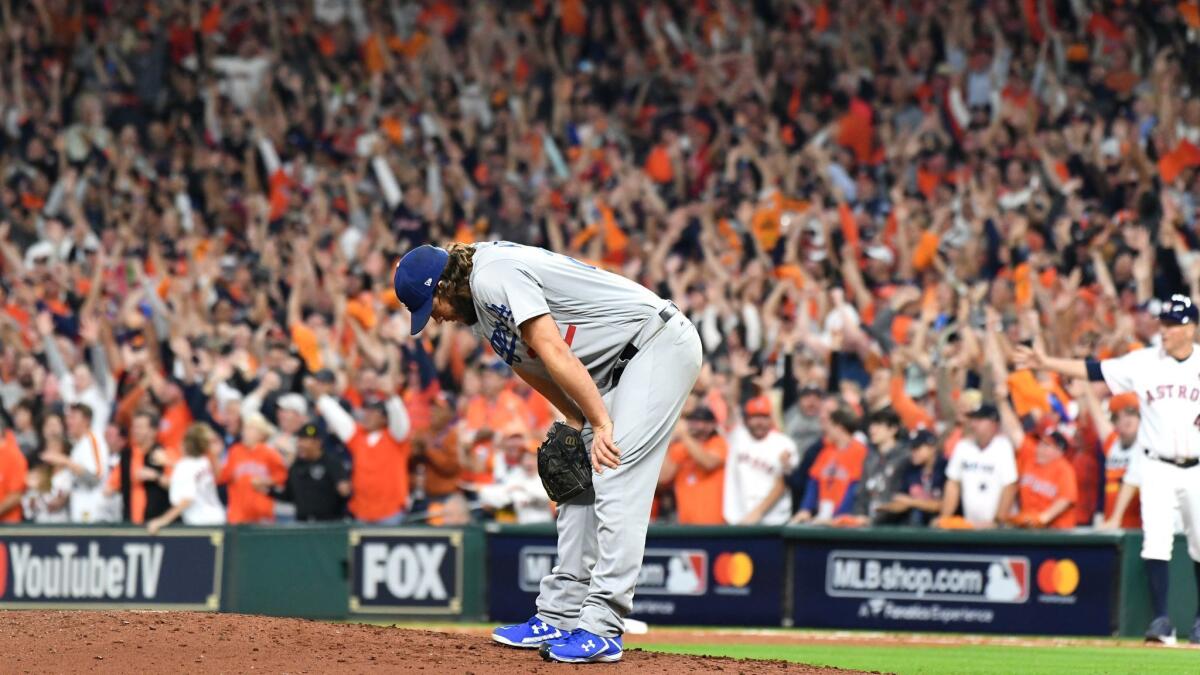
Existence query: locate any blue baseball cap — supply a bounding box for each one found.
[393,245,449,335]
[1159,294,1199,325]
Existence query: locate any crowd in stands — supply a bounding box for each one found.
[0,0,1197,533]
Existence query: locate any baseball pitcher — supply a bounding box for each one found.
[393,242,702,663]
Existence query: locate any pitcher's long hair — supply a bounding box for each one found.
[436,243,479,326]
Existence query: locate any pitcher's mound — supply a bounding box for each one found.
[0,611,856,673]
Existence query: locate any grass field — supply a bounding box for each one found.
[374,622,1200,674]
[634,642,1200,674]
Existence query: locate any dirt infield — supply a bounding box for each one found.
[0,611,859,674]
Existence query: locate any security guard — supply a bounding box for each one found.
[267,421,351,521]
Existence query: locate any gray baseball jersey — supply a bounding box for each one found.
[466,242,704,638]
[469,241,665,391]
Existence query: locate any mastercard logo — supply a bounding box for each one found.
[1036,559,1079,596]
[713,552,754,588]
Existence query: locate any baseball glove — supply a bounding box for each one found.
[536,421,592,503]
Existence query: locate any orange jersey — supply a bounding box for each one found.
[808,440,868,513]
[1103,432,1142,529]
[346,428,411,521]
[219,443,287,524]
[667,434,729,525]
[1017,449,1078,529]
[0,431,28,523]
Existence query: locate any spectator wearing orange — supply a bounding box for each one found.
[791,409,868,524]
[412,392,462,504]
[219,413,287,524]
[993,383,1078,530]
[0,424,27,523]
[315,380,412,525]
[462,361,533,441]
[150,375,193,454]
[137,409,178,523]
[659,406,728,525]
[105,417,147,523]
[1012,430,1079,530]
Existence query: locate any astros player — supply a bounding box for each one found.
[1016,294,1200,644]
[393,242,702,663]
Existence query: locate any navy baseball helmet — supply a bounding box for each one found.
[393,245,449,335]
[1159,294,1199,325]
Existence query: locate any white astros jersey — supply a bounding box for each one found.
[1101,346,1200,460]
[945,435,1017,526]
[468,242,667,391]
[722,426,797,525]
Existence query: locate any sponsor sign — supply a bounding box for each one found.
[491,535,782,626]
[794,543,1116,635]
[0,528,223,610]
[349,529,463,614]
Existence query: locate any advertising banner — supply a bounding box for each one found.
[488,534,783,626]
[0,527,223,610]
[793,542,1118,635]
[349,529,464,615]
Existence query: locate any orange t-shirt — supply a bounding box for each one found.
[462,439,496,486]
[524,389,556,435]
[667,434,729,525]
[0,431,28,523]
[218,443,287,524]
[889,376,935,431]
[346,428,411,521]
[808,440,869,514]
[422,428,461,498]
[157,401,193,454]
[106,443,147,524]
[1103,433,1141,529]
[290,322,323,371]
[1017,443,1078,529]
[465,390,533,436]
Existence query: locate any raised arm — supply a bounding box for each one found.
[1012,344,1090,381]
[315,394,357,444]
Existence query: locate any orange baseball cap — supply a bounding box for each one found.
[744,396,772,417]
[1108,392,1139,415]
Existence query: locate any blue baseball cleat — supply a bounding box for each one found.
[491,615,565,649]
[538,628,623,663]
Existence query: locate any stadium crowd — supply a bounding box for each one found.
[0,0,1197,533]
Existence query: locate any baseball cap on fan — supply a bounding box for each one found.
[393,245,450,335]
[1158,294,1198,325]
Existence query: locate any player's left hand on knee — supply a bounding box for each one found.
[591,425,621,472]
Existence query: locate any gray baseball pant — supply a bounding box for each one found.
[535,309,702,637]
